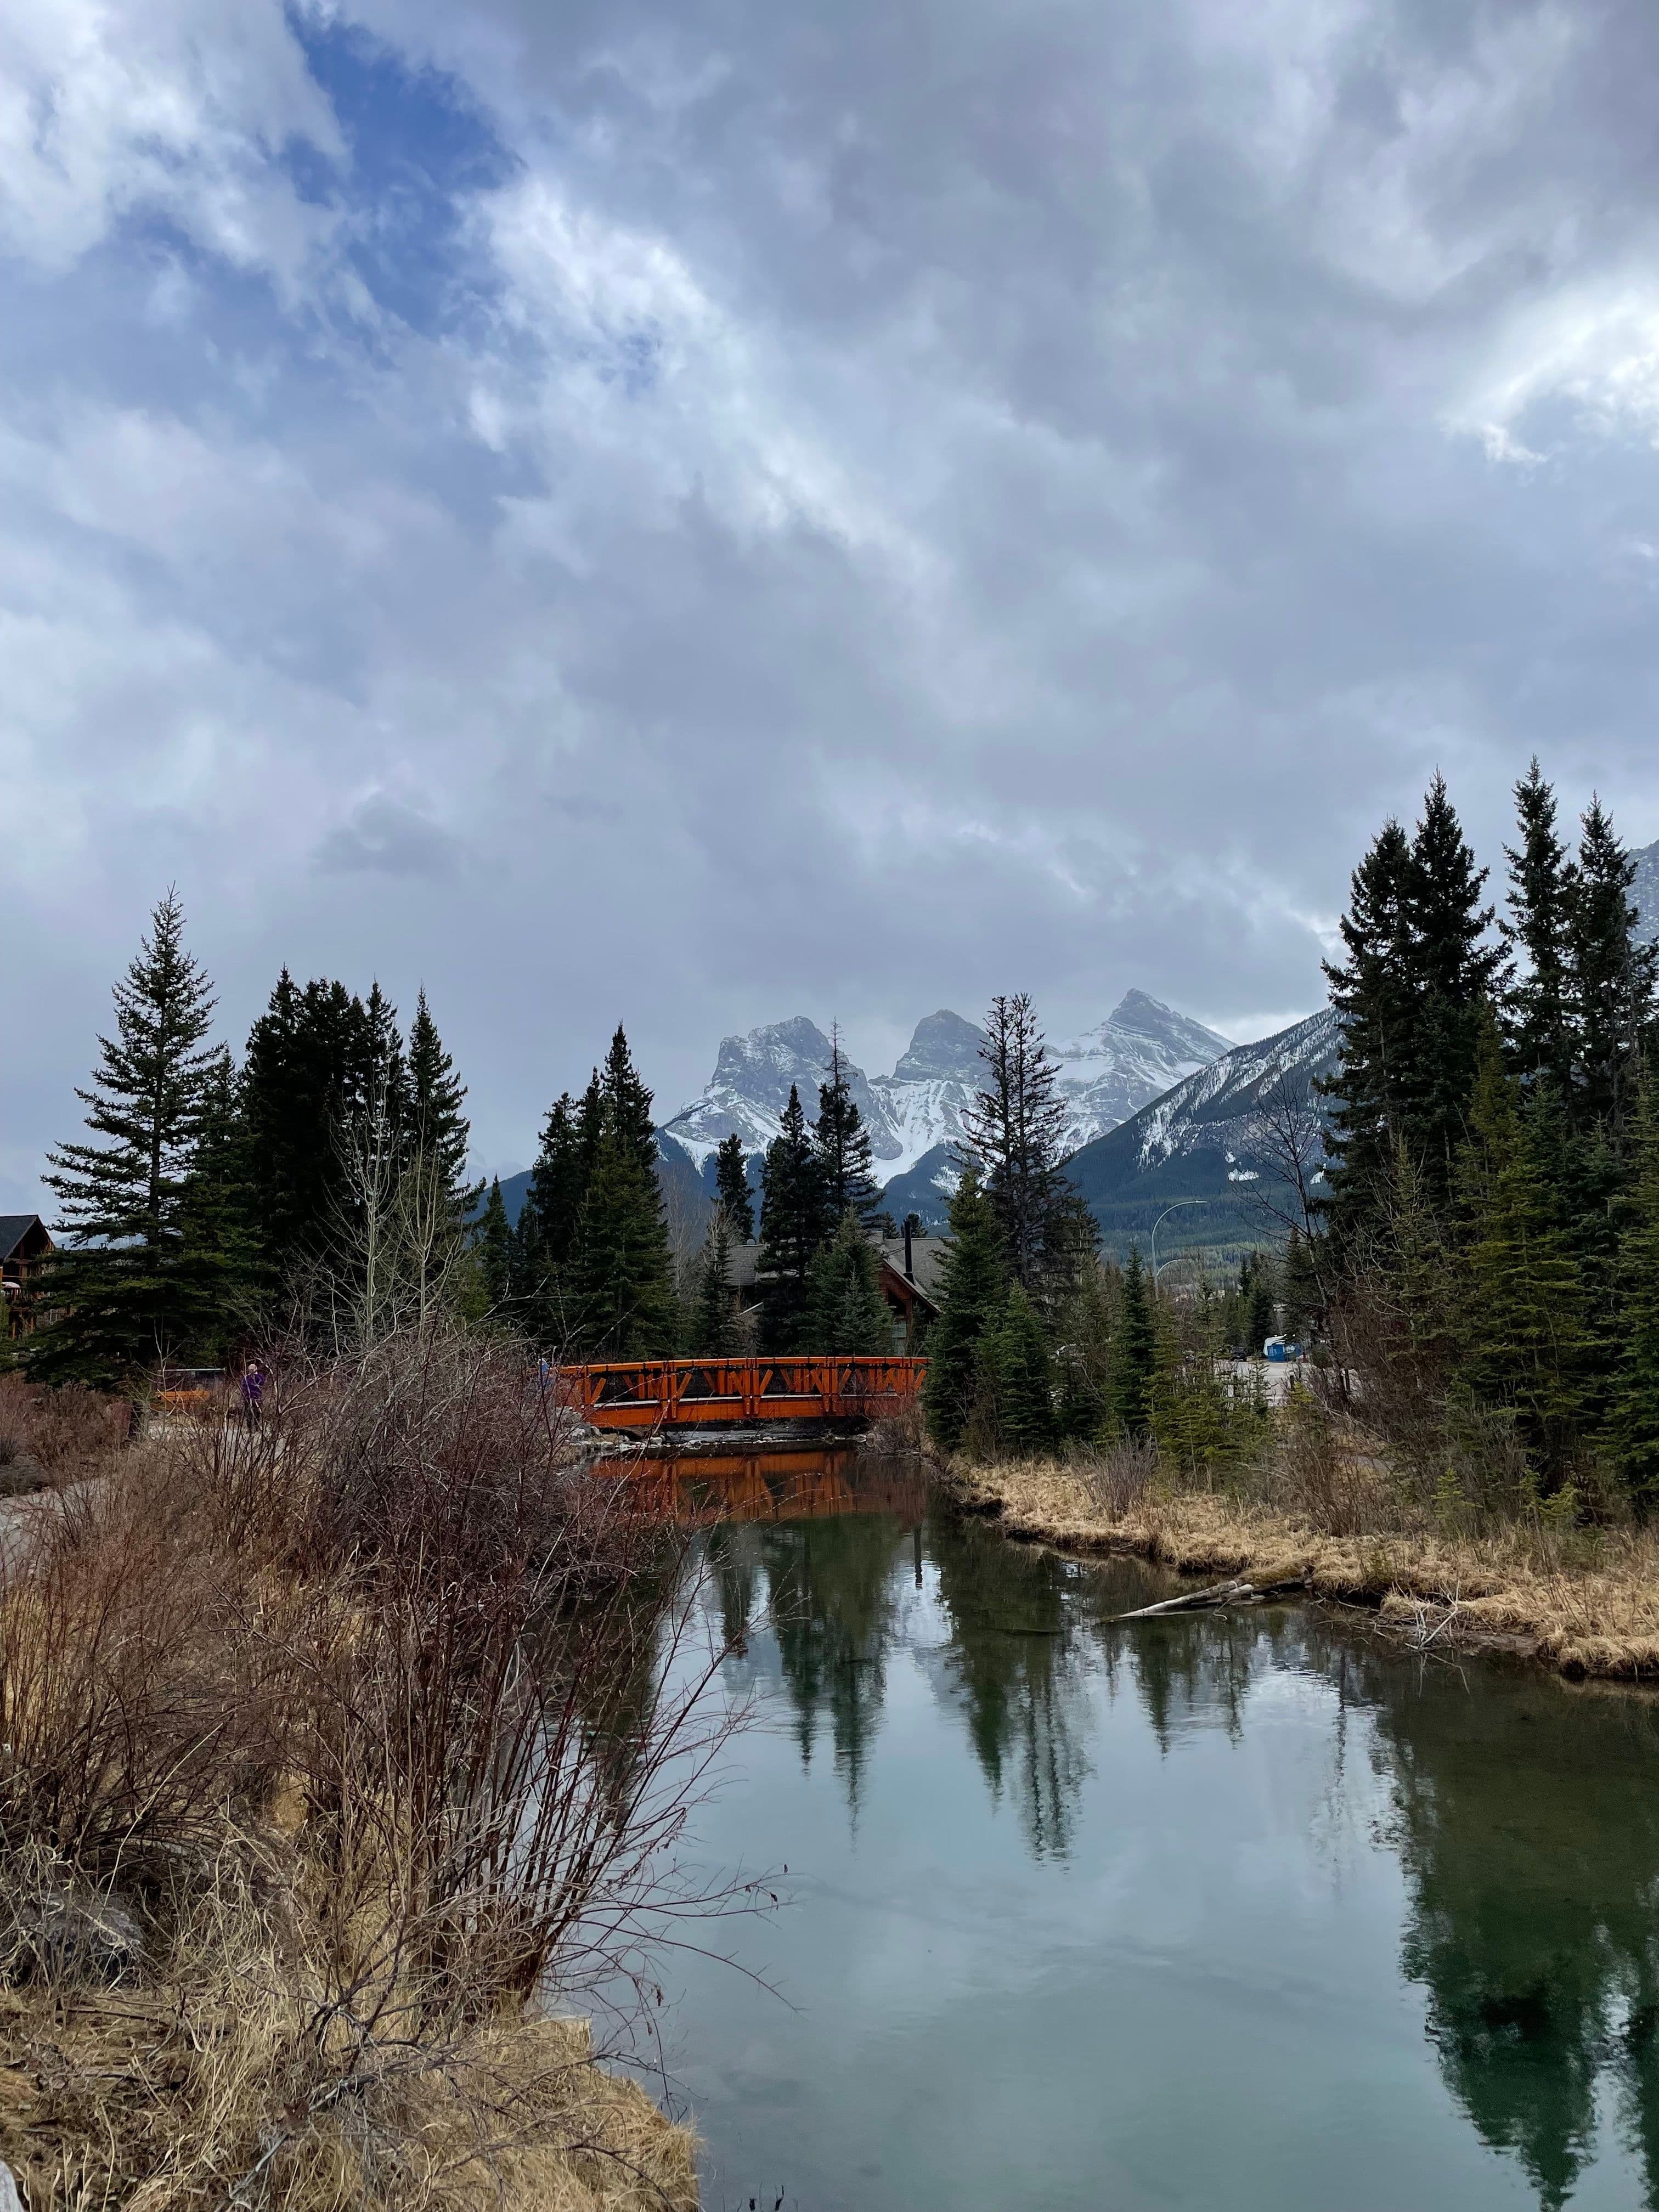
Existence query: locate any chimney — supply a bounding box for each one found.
[903,1220,915,1280]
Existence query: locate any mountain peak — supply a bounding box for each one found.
[892,1009,986,1085]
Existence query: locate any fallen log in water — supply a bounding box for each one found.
[1107,1574,1307,1623]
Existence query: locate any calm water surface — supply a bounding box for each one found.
[641,1452,1659,2212]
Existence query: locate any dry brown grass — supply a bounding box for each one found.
[0,1328,716,2210]
[0,1378,127,1497]
[953,1436,1659,1680]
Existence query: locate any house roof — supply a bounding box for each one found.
[724,1231,946,1308]
[0,1215,50,1263]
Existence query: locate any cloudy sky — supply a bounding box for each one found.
[7,0,1659,1205]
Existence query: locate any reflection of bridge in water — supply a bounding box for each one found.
[627,1447,929,1525]
[558,1356,927,1431]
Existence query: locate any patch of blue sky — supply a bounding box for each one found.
[283,7,517,342]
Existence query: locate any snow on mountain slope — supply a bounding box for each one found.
[663,992,1232,1186]
[1051,990,1232,1153]
[660,1017,896,1167]
[1633,837,1659,947]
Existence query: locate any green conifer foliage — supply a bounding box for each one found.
[1280,1229,1322,1345]
[991,1284,1057,1455]
[1321,817,1416,1246]
[962,992,1086,1304]
[1503,760,1578,1096]
[1454,1020,1588,1480]
[689,1210,738,1357]
[407,988,475,1208]
[714,1134,755,1243]
[475,1177,513,1317]
[243,973,379,1282]
[813,1031,881,1227]
[568,1030,678,1358]
[1243,1251,1279,1355]
[758,1085,832,1351]
[1608,1079,1659,1505]
[1402,775,1503,1200]
[33,892,224,1383]
[922,1165,1010,1452]
[803,1210,892,1355]
[1109,1248,1158,1440]
[1570,798,1657,1137]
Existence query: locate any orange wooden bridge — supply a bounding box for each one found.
[557,1355,927,1431]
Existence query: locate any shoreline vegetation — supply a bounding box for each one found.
[0,1344,709,2211]
[944,1429,1659,1681]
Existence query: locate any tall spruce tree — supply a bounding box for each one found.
[242,973,379,1286]
[1322,818,1416,1247]
[1570,797,1657,1137]
[1109,1247,1158,1441]
[32,892,224,1384]
[1453,1019,1587,1480]
[714,1133,756,1243]
[1503,760,1578,1097]
[1402,774,1503,1200]
[803,1209,892,1355]
[407,988,475,1209]
[474,1178,514,1317]
[758,1084,832,1351]
[568,1029,677,1357]
[813,1030,881,1227]
[1608,1077,1659,1505]
[514,1081,603,1343]
[921,1165,1009,1452]
[961,992,1087,1302]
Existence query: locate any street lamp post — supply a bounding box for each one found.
[1149,1199,1212,1286]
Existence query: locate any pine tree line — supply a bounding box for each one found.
[1321,761,1659,1514]
[28,898,480,1385]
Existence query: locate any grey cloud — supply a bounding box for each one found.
[9,0,1659,1209]
[313,795,462,878]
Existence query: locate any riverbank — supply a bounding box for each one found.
[0,1346,703,2210]
[946,1455,1659,1679]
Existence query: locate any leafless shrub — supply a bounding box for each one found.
[1073,1436,1159,1517]
[0,1318,742,2207]
[1260,1386,1398,1537]
[0,1373,126,1483]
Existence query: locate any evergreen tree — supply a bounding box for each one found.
[568,1126,678,1358]
[1503,759,1578,1097]
[515,1082,602,1343]
[474,1177,513,1316]
[568,1030,677,1357]
[1109,1247,1158,1440]
[242,972,377,1285]
[1570,797,1657,1136]
[813,1029,881,1227]
[1453,1020,1587,1480]
[803,1210,892,1355]
[1322,817,1417,1247]
[758,1085,832,1351]
[989,1284,1057,1455]
[714,1133,756,1243]
[922,1165,1009,1452]
[1607,1077,1659,1505]
[407,988,475,1208]
[173,1044,258,1351]
[31,893,224,1383]
[689,1209,738,1357]
[1401,774,1503,1201]
[961,992,1089,1302]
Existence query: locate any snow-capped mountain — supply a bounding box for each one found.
[1051,990,1231,1153]
[1067,1007,1341,1255]
[659,992,1233,1186]
[1633,837,1659,947]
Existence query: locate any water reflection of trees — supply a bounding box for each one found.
[1348,1645,1659,2211]
[757,1514,909,1805]
[928,1516,1092,1860]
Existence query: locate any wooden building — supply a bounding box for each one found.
[725,1227,943,1352]
[0,1215,53,1341]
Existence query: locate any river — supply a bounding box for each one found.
[637,1449,1659,2212]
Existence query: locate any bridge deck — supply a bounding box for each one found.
[558,1355,927,1430]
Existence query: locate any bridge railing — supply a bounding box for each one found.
[557,1355,928,1429]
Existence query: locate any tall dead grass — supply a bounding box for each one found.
[0,1325,724,2209]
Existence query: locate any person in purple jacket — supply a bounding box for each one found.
[240,1358,266,1429]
